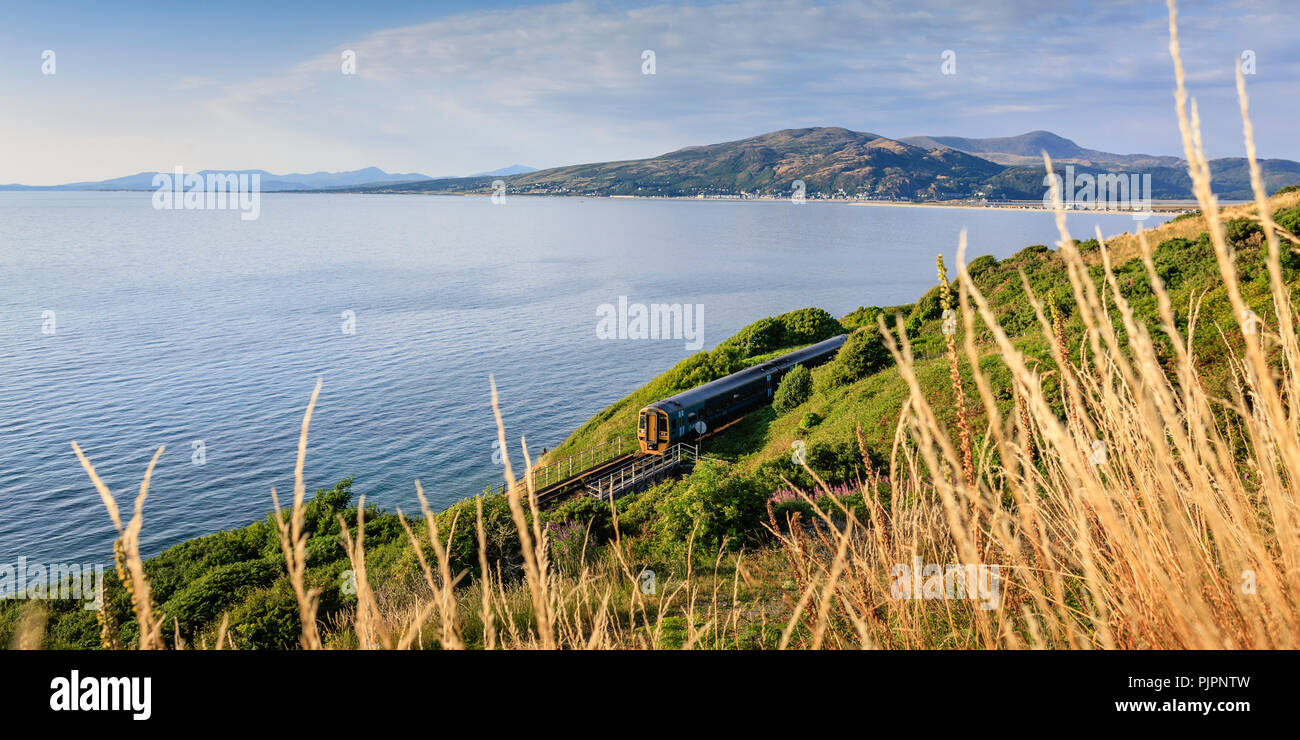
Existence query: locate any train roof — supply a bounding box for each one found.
[644,334,848,414]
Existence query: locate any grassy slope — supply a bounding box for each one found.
[553,191,1300,488]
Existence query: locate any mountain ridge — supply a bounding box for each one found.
[900,130,1185,168]
[348,127,1300,201]
[6,129,1298,200]
[0,166,543,192]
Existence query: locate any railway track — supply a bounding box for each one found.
[492,442,715,509]
[531,451,644,507]
[486,336,846,508]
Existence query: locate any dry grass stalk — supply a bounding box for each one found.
[489,375,555,648]
[71,441,167,649]
[337,497,393,649]
[270,377,325,650]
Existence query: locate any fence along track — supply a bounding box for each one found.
[490,435,634,497]
[487,437,725,509]
[585,443,719,501]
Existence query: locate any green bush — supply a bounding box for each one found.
[905,285,942,334]
[724,307,844,358]
[798,412,822,432]
[757,439,874,490]
[159,557,282,638]
[840,305,882,331]
[230,580,301,649]
[434,494,524,577]
[546,495,614,542]
[735,317,783,355]
[653,461,767,557]
[966,254,999,279]
[1275,206,1300,236]
[772,364,812,415]
[821,329,891,388]
[1224,217,1262,246]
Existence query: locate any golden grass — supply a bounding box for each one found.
[270,377,325,650]
[1094,190,1300,266]
[71,442,166,649]
[52,0,1300,650]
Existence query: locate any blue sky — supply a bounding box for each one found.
[1,0,1295,184]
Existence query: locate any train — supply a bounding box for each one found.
[637,334,848,454]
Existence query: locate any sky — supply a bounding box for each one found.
[0,0,1295,185]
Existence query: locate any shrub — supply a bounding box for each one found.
[905,285,942,334]
[724,308,843,358]
[821,329,891,388]
[434,494,524,577]
[773,364,812,414]
[230,580,301,649]
[653,461,767,557]
[758,439,873,490]
[159,557,282,638]
[778,307,844,346]
[966,254,998,279]
[1224,217,1262,246]
[736,317,783,355]
[1274,206,1300,236]
[798,412,822,432]
[547,495,614,542]
[840,305,882,331]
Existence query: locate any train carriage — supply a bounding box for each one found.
[637,334,847,454]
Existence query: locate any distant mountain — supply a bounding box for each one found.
[979,158,1300,201]
[470,164,537,177]
[0,167,434,192]
[900,131,1300,199]
[900,130,1183,169]
[349,127,1299,201]
[356,128,1006,200]
[10,130,1298,200]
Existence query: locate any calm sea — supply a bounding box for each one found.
[0,192,1166,565]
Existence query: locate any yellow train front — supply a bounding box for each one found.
[636,334,846,454]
